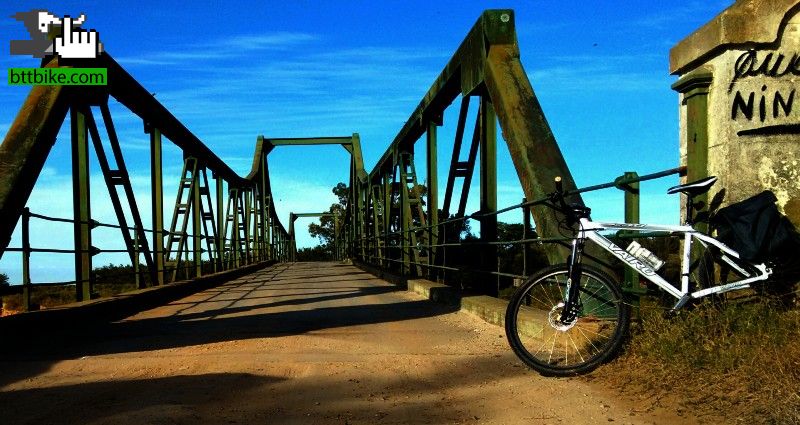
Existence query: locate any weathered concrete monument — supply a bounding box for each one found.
[671,0,800,226]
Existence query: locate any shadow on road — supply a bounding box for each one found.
[0,373,285,424]
[0,356,532,424]
[0,262,460,389]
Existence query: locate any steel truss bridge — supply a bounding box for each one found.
[0,10,682,311]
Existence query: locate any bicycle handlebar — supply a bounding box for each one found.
[549,176,591,225]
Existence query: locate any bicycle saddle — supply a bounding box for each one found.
[666,176,717,196]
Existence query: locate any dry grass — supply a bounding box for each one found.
[594,298,800,424]
[1,281,139,316]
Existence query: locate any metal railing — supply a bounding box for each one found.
[346,166,686,296]
[1,204,291,311]
[0,53,293,311]
[328,10,688,299]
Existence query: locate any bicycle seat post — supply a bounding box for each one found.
[685,193,696,226]
[666,176,717,227]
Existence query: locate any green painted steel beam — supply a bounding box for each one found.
[1,52,295,287]
[149,127,165,286]
[620,171,641,297]
[366,10,514,183]
[673,71,712,233]
[351,134,367,259]
[192,166,202,277]
[265,137,354,146]
[345,9,619,275]
[21,207,31,311]
[98,54,249,188]
[259,136,356,156]
[479,97,498,295]
[484,43,581,263]
[259,166,268,262]
[0,60,69,259]
[244,189,253,265]
[291,212,334,221]
[71,106,92,302]
[426,121,439,275]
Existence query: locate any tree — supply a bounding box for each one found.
[296,246,333,261]
[308,182,348,256]
[0,272,8,287]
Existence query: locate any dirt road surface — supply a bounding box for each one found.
[0,262,706,424]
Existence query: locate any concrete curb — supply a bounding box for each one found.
[353,261,508,328]
[0,260,276,344]
[406,279,508,328]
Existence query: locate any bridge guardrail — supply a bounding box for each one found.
[1,205,291,311]
[347,166,686,299]
[0,54,293,310]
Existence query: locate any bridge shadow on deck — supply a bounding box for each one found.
[0,355,532,425]
[0,262,460,388]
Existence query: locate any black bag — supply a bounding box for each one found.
[711,190,800,264]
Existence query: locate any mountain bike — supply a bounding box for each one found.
[504,176,774,376]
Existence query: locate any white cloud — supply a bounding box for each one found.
[116,32,318,67]
[630,1,734,30]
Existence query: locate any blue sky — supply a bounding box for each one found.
[0,1,732,283]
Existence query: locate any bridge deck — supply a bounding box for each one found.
[0,262,692,424]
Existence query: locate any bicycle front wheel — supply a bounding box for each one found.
[505,265,630,376]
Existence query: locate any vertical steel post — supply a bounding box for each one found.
[673,73,712,232]
[333,217,339,261]
[479,97,498,296]
[270,220,276,262]
[215,176,224,270]
[71,106,92,302]
[426,121,439,279]
[193,166,202,277]
[399,159,411,275]
[149,127,164,285]
[251,189,259,262]
[134,229,140,288]
[623,172,640,225]
[259,164,268,262]
[232,189,240,268]
[280,231,285,262]
[265,195,272,260]
[382,173,391,269]
[244,189,252,264]
[522,197,531,278]
[289,214,295,262]
[621,171,643,308]
[21,207,31,311]
[353,134,366,261]
[371,186,380,266]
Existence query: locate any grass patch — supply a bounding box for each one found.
[595,298,800,424]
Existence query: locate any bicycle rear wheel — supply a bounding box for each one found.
[505,264,630,376]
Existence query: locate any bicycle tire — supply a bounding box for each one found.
[505,264,630,376]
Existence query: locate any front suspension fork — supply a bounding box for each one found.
[561,237,585,323]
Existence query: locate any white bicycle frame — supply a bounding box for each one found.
[577,218,772,309]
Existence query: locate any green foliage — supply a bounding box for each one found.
[296,246,333,261]
[0,272,9,287]
[93,263,140,285]
[440,219,549,296]
[308,182,348,257]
